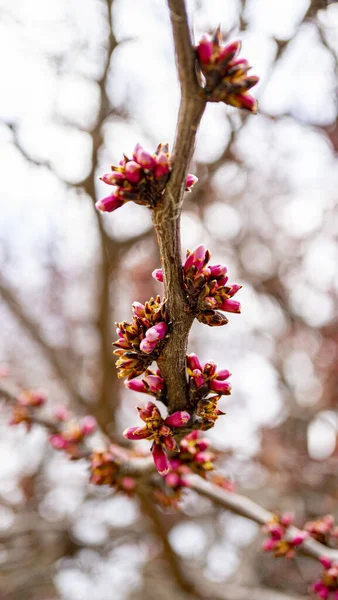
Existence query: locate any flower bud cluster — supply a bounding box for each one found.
[195,27,259,113]
[312,557,338,599]
[263,513,308,559]
[96,143,198,214]
[152,245,241,327]
[49,415,97,458]
[114,296,168,380]
[305,515,338,547]
[9,389,47,429]
[125,368,166,403]
[123,401,190,475]
[187,353,231,429]
[90,446,137,493]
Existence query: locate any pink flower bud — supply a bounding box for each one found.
[49,434,68,450]
[209,379,231,394]
[192,369,205,388]
[218,40,241,64]
[95,193,124,213]
[196,34,213,64]
[163,435,178,451]
[100,171,125,185]
[203,361,217,377]
[139,338,157,354]
[186,353,203,372]
[81,416,97,436]
[217,276,229,287]
[215,368,231,381]
[184,245,207,273]
[152,443,170,476]
[268,523,283,540]
[291,531,308,546]
[227,284,242,297]
[133,143,156,170]
[54,405,69,421]
[236,93,258,114]
[209,264,228,278]
[125,160,142,183]
[165,411,190,428]
[185,174,198,190]
[143,374,164,394]
[145,322,168,342]
[320,556,332,570]
[152,268,164,283]
[280,512,293,527]
[138,401,157,421]
[132,302,145,318]
[220,299,241,313]
[154,152,170,179]
[125,379,148,394]
[123,426,150,440]
[262,538,277,552]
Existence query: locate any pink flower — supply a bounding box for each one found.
[196,34,213,64]
[133,143,156,170]
[152,268,164,283]
[184,245,208,273]
[95,193,124,213]
[123,401,191,475]
[81,416,97,436]
[125,160,142,183]
[152,443,170,476]
[185,174,198,191]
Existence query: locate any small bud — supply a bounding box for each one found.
[185,173,198,190]
[152,268,164,283]
[152,443,170,476]
[123,426,149,440]
[196,34,213,64]
[100,171,125,185]
[145,322,168,342]
[133,143,156,170]
[125,160,142,183]
[186,353,203,372]
[95,193,124,213]
[81,416,97,436]
[165,411,190,428]
[125,379,148,393]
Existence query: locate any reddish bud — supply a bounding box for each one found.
[125,160,142,183]
[152,443,170,476]
[165,411,190,428]
[95,193,124,213]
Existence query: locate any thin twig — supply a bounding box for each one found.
[187,474,338,562]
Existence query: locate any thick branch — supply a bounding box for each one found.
[188,474,338,562]
[153,0,206,413]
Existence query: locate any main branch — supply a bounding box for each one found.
[152,0,206,413]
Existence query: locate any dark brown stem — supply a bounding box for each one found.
[153,0,206,413]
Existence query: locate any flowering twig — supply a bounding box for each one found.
[186,474,338,563]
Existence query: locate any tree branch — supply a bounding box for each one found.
[152,0,206,413]
[187,474,338,562]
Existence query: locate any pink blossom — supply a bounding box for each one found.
[133,143,156,170]
[165,411,190,428]
[185,173,198,190]
[95,193,124,213]
[152,443,170,476]
[184,245,207,273]
[125,160,142,183]
[152,268,164,283]
[123,426,149,440]
[196,34,213,64]
[81,416,97,436]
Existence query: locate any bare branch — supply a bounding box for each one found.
[0,277,86,408]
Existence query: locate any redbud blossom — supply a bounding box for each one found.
[49,416,97,458]
[123,401,190,476]
[152,246,241,327]
[114,295,168,379]
[311,557,338,599]
[97,142,197,215]
[262,513,308,559]
[195,28,259,114]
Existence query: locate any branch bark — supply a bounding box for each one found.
[153,0,206,413]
